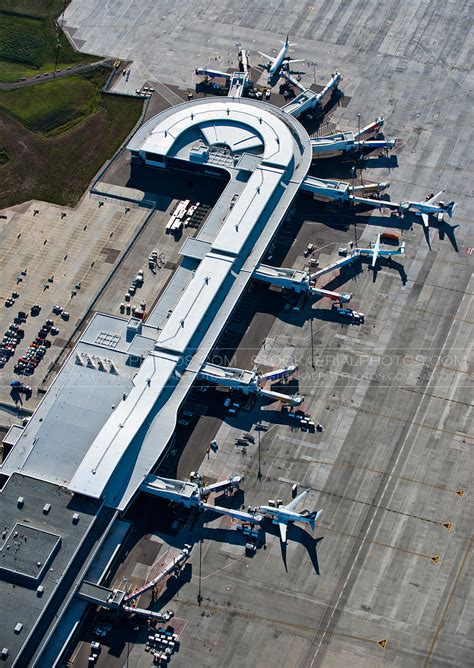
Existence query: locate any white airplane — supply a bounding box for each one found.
[250,489,322,544]
[400,190,457,228]
[349,191,457,230]
[258,35,304,85]
[356,234,406,268]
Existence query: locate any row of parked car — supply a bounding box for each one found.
[0,316,25,367]
[14,317,58,376]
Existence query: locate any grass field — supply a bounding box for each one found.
[0,0,66,14]
[0,69,143,208]
[0,70,105,135]
[0,1,97,82]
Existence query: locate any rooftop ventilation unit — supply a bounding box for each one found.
[85,354,95,369]
[96,357,106,372]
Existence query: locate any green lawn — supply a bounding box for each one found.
[0,69,143,208]
[0,4,141,209]
[0,2,97,83]
[0,0,66,15]
[0,70,105,135]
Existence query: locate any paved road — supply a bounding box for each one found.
[0,59,111,91]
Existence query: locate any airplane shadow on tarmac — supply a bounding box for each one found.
[364,256,408,285]
[150,495,323,587]
[438,221,460,252]
[357,153,399,171]
[300,199,460,252]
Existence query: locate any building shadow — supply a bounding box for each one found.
[126,162,228,210]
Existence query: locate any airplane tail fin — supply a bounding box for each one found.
[400,242,406,255]
[446,202,457,218]
[307,509,322,531]
[280,35,297,47]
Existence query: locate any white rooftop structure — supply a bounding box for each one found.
[156,253,233,354]
[68,97,312,506]
[137,99,294,165]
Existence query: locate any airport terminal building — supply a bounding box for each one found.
[0,95,314,666]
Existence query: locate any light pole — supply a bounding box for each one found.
[256,422,262,480]
[352,165,358,247]
[197,538,203,605]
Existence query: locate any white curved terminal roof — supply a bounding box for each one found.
[140,100,294,167]
[69,98,310,503]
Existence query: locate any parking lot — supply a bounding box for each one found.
[0,197,148,418]
[0,184,220,430]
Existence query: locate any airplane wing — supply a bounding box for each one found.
[257,51,274,63]
[278,522,288,544]
[421,213,429,228]
[283,488,310,512]
[426,189,445,205]
[287,59,304,64]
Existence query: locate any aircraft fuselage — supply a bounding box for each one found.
[269,42,289,77]
[257,506,311,526]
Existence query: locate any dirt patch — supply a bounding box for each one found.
[0,92,142,209]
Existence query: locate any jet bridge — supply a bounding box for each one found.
[201,502,261,524]
[140,474,244,507]
[301,176,390,208]
[195,67,231,80]
[123,545,192,603]
[228,71,249,98]
[311,132,396,159]
[281,70,307,93]
[302,176,454,223]
[354,116,385,140]
[310,253,361,282]
[282,72,342,118]
[77,579,174,621]
[311,115,396,158]
[199,362,303,405]
[301,175,389,201]
[138,474,263,526]
[140,475,201,507]
[238,48,250,77]
[253,263,352,302]
[201,474,243,497]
